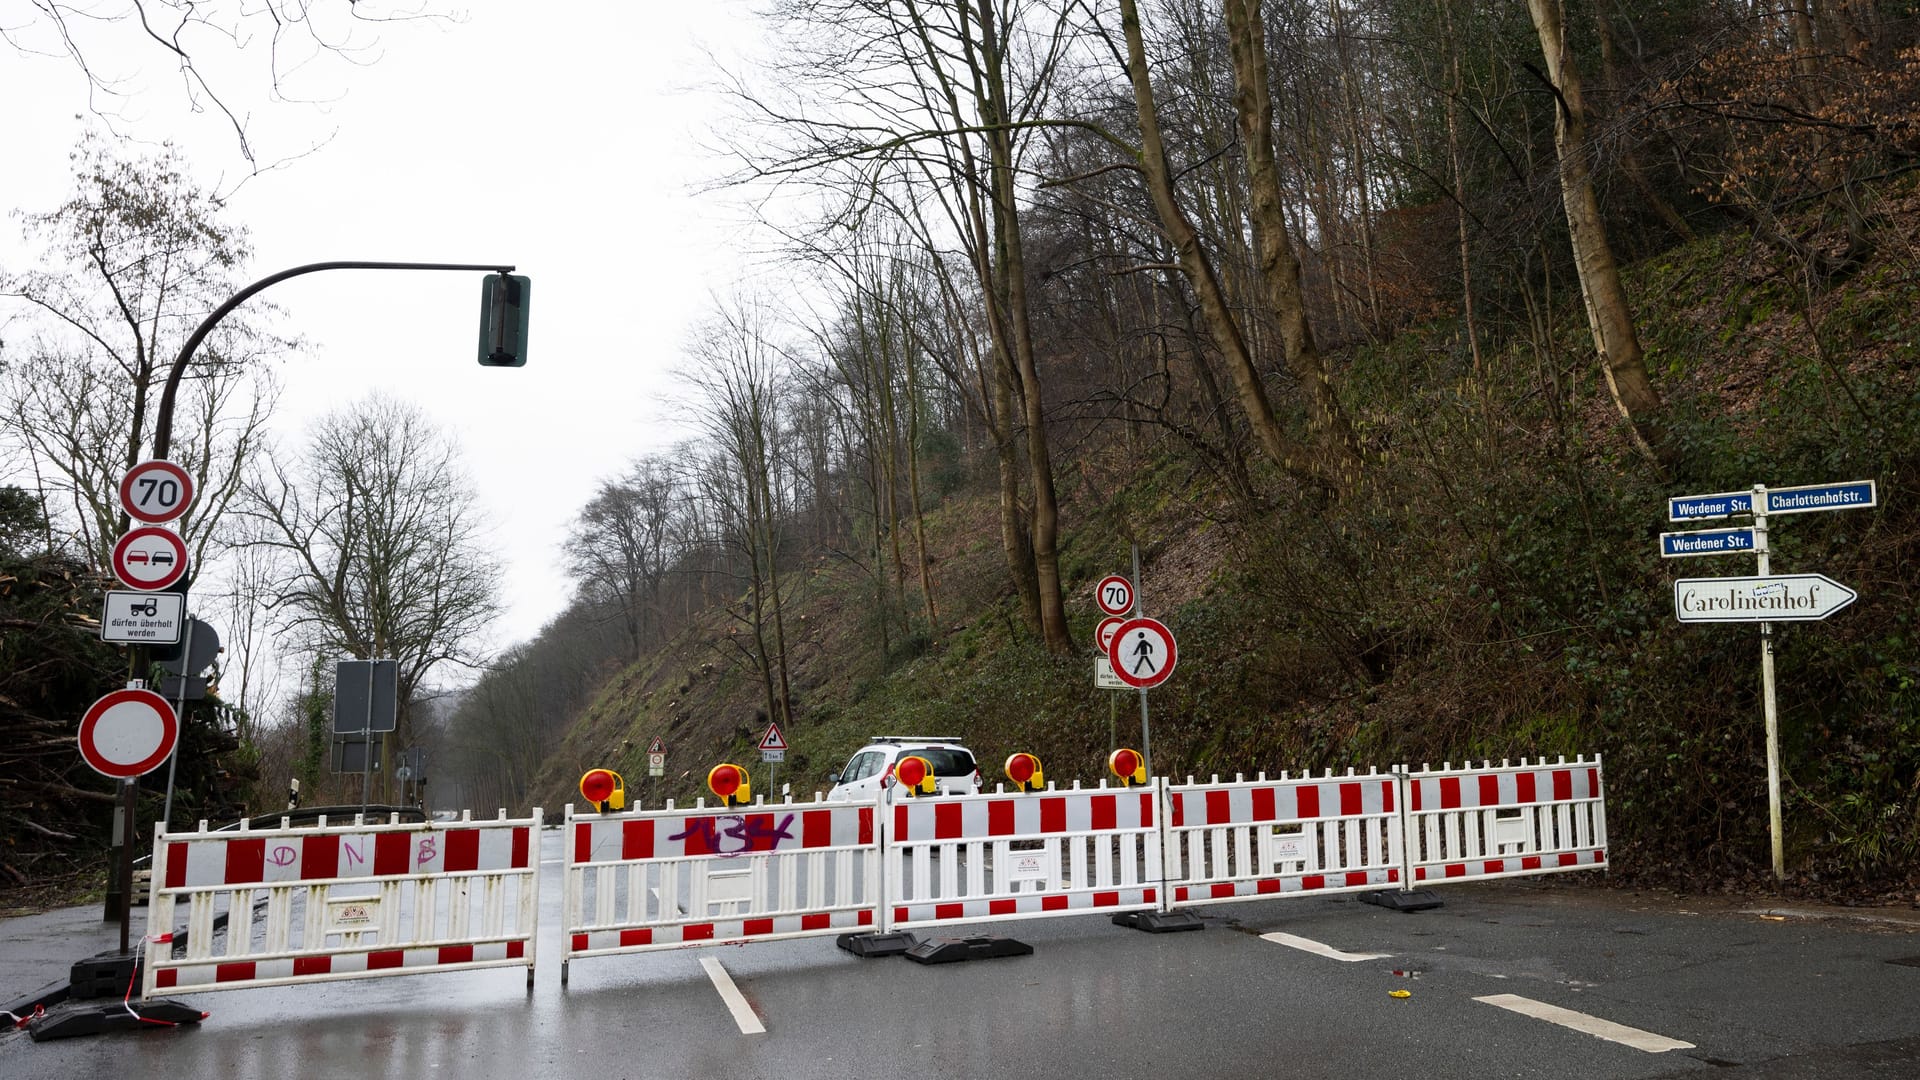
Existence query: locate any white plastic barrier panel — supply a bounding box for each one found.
[1163,770,1402,905]
[1402,757,1608,885]
[563,799,879,978]
[882,783,1161,931]
[143,810,541,997]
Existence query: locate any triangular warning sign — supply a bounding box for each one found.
[758,723,787,751]
[648,737,664,754]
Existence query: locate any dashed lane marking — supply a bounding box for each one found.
[701,956,766,1035]
[1474,993,1694,1053]
[1259,932,1391,962]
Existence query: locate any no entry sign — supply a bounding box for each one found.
[77,688,179,779]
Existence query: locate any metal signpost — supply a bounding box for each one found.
[1664,479,1876,879]
[1090,549,1174,778]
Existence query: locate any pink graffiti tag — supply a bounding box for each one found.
[269,845,298,867]
[416,836,438,867]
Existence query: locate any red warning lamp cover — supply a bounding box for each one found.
[708,763,743,798]
[1005,753,1039,785]
[1109,748,1144,782]
[580,769,616,804]
[895,755,929,789]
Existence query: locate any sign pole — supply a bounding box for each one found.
[361,664,374,813]
[1132,543,1153,779]
[1754,485,1784,881]
[118,779,136,955]
[160,615,197,828]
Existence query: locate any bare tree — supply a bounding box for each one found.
[683,299,796,728]
[241,395,499,755]
[3,1,451,168]
[0,134,284,578]
[565,457,677,661]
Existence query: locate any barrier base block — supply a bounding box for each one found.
[1112,909,1204,933]
[837,931,918,958]
[27,1000,206,1041]
[903,935,1034,965]
[1360,889,1445,912]
[69,951,140,1000]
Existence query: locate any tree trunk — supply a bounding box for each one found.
[1222,0,1363,479]
[977,0,1071,654]
[1118,0,1329,487]
[1527,0,1669,466]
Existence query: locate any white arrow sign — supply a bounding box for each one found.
[1673,573,1858,623]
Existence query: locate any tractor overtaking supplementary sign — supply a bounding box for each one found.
[100,591,186,644]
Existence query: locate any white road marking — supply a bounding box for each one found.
[1475,993,1694,1053]
[701,956,766,1035]
[1259,932,1391,961]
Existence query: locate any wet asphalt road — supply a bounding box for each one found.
[6,828,1920,1079]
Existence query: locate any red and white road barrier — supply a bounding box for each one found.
[1163,770,1402,905]
[561,799,879,982]
[143,810,541,996]
[882,784,1161,932]
[1401,757,1607,885]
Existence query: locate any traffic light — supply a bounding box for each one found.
[477,273,531,367]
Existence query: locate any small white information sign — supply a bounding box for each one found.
[101,590,186,644]
[1094,656,1127,690]
[325,895,380,934]
[1006,849,1054,883]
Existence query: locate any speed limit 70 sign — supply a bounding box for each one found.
[120,460,195,524]
[1095,575,1134,617]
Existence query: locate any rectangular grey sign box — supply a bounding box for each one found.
[330,736,385,774]
[333,659,399,734]
[101,591,185,644]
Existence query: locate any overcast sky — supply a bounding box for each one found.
[3,3,773,661]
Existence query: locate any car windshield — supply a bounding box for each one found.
[907,748,976,776]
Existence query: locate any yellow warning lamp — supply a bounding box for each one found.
[1108,748,1147,787]
[707,763,752,808]
[579,768,626,813]
[893,755,937,797]
[1004,752,1045,793]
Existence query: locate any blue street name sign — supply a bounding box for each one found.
[1659,527,1756,558]
[1667,490,1750,522]
[1762,480,1877,516]
[1668,479,1877,522]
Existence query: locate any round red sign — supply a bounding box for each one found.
[111,527,189,591]
[119,459,196,524]
[1095,575,1134,617]
[77,688,179,779]
[1106,617,1178,689]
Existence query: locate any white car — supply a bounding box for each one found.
[826,737,982,801]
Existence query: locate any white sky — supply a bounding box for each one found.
[2,3,774,659]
